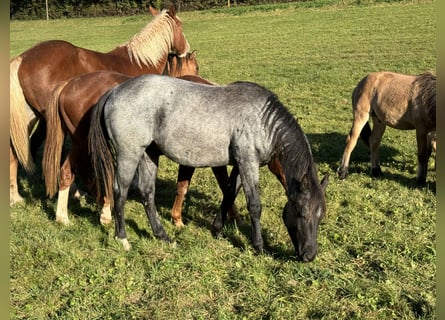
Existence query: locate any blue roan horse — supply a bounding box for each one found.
[88,74,329,262]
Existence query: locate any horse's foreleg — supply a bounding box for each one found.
[10,146,23,205]
[55,157,75,225]
[369,119,386,177]
[416,129,429,187]
[211,166,241,223]
[338,110,370,179]
[212,166,240,239]
[171,165,195,227]
[235,155,264,253]
[137,153,170,242]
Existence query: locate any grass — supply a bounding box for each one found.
[10,1,436,319]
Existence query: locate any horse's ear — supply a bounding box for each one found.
[320,174,329,192]
[148,5,159,16]
[167,4,176,17]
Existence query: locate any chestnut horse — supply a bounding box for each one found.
[43,70,239,226]
[10,5,190,205]
[337,71,436,186]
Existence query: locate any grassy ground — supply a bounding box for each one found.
[10,1,436,319]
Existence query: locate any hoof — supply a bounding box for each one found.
[211,227,223,239]
[116,237,131,251]
[416,178,427,188]
[172,219,185,228]
[337,167,348,180]
[371,167,383,177]
[100,215,112,225]
[55,216,71,226]
[253,246,265,255]
[170,241,178,249]
[10,193,24,206]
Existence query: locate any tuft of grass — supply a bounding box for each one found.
[10,1,435,319]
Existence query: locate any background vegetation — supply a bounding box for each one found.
[10,0,436,318]
[11,0,413,19]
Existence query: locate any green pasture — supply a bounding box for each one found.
[10,1,436,319]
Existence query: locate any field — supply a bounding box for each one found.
[10,1,436,319]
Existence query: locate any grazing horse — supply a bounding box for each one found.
[42,54,211,225]
[10,5,190,205]
[88,74,329,262]
[337,71,436,186]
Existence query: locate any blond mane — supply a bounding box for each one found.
[126,9,177,68]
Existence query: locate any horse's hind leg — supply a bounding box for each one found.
[113,152,145,250]
[415,129,429,187]
[211,166,241,223]
[10,146,23,205]
[338,109,370,179]
[136,153,170,242]
[55,155,75,225]
[171,165,196,228]
[369,118,386,177]
[100,197,112,225]
[212,166,241,239]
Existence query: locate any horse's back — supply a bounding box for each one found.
[354,72,419,128]
[17,40,104,110]
[104,75,275,167]
[61,71,131,130]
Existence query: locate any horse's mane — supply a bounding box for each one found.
[125,9,176,68]
[413,72,436,125]
[261,95,314,182]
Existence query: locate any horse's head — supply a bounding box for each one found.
[163,5,190,57]
[165,51,199,77]
[283,173,329,262]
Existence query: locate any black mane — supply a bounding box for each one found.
[261,95,315,183]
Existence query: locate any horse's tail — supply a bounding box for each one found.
[351,75,371,148]
[88,89,115,209]
[42,80,69,197]
[10,56,36,173]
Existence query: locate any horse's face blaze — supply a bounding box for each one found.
[283,196,325,262]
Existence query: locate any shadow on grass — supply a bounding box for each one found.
[306,131,436,190]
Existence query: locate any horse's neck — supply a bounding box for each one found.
[268,157,287,190]
[105,46,167,75]
[268,134,315,194]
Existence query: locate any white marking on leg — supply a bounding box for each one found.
[55,187,71,225]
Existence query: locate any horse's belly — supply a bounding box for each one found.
[157,136,231,168]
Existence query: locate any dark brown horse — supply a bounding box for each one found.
[10,5,190,205]
[43,70,240,226]
[338,71,436,186]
